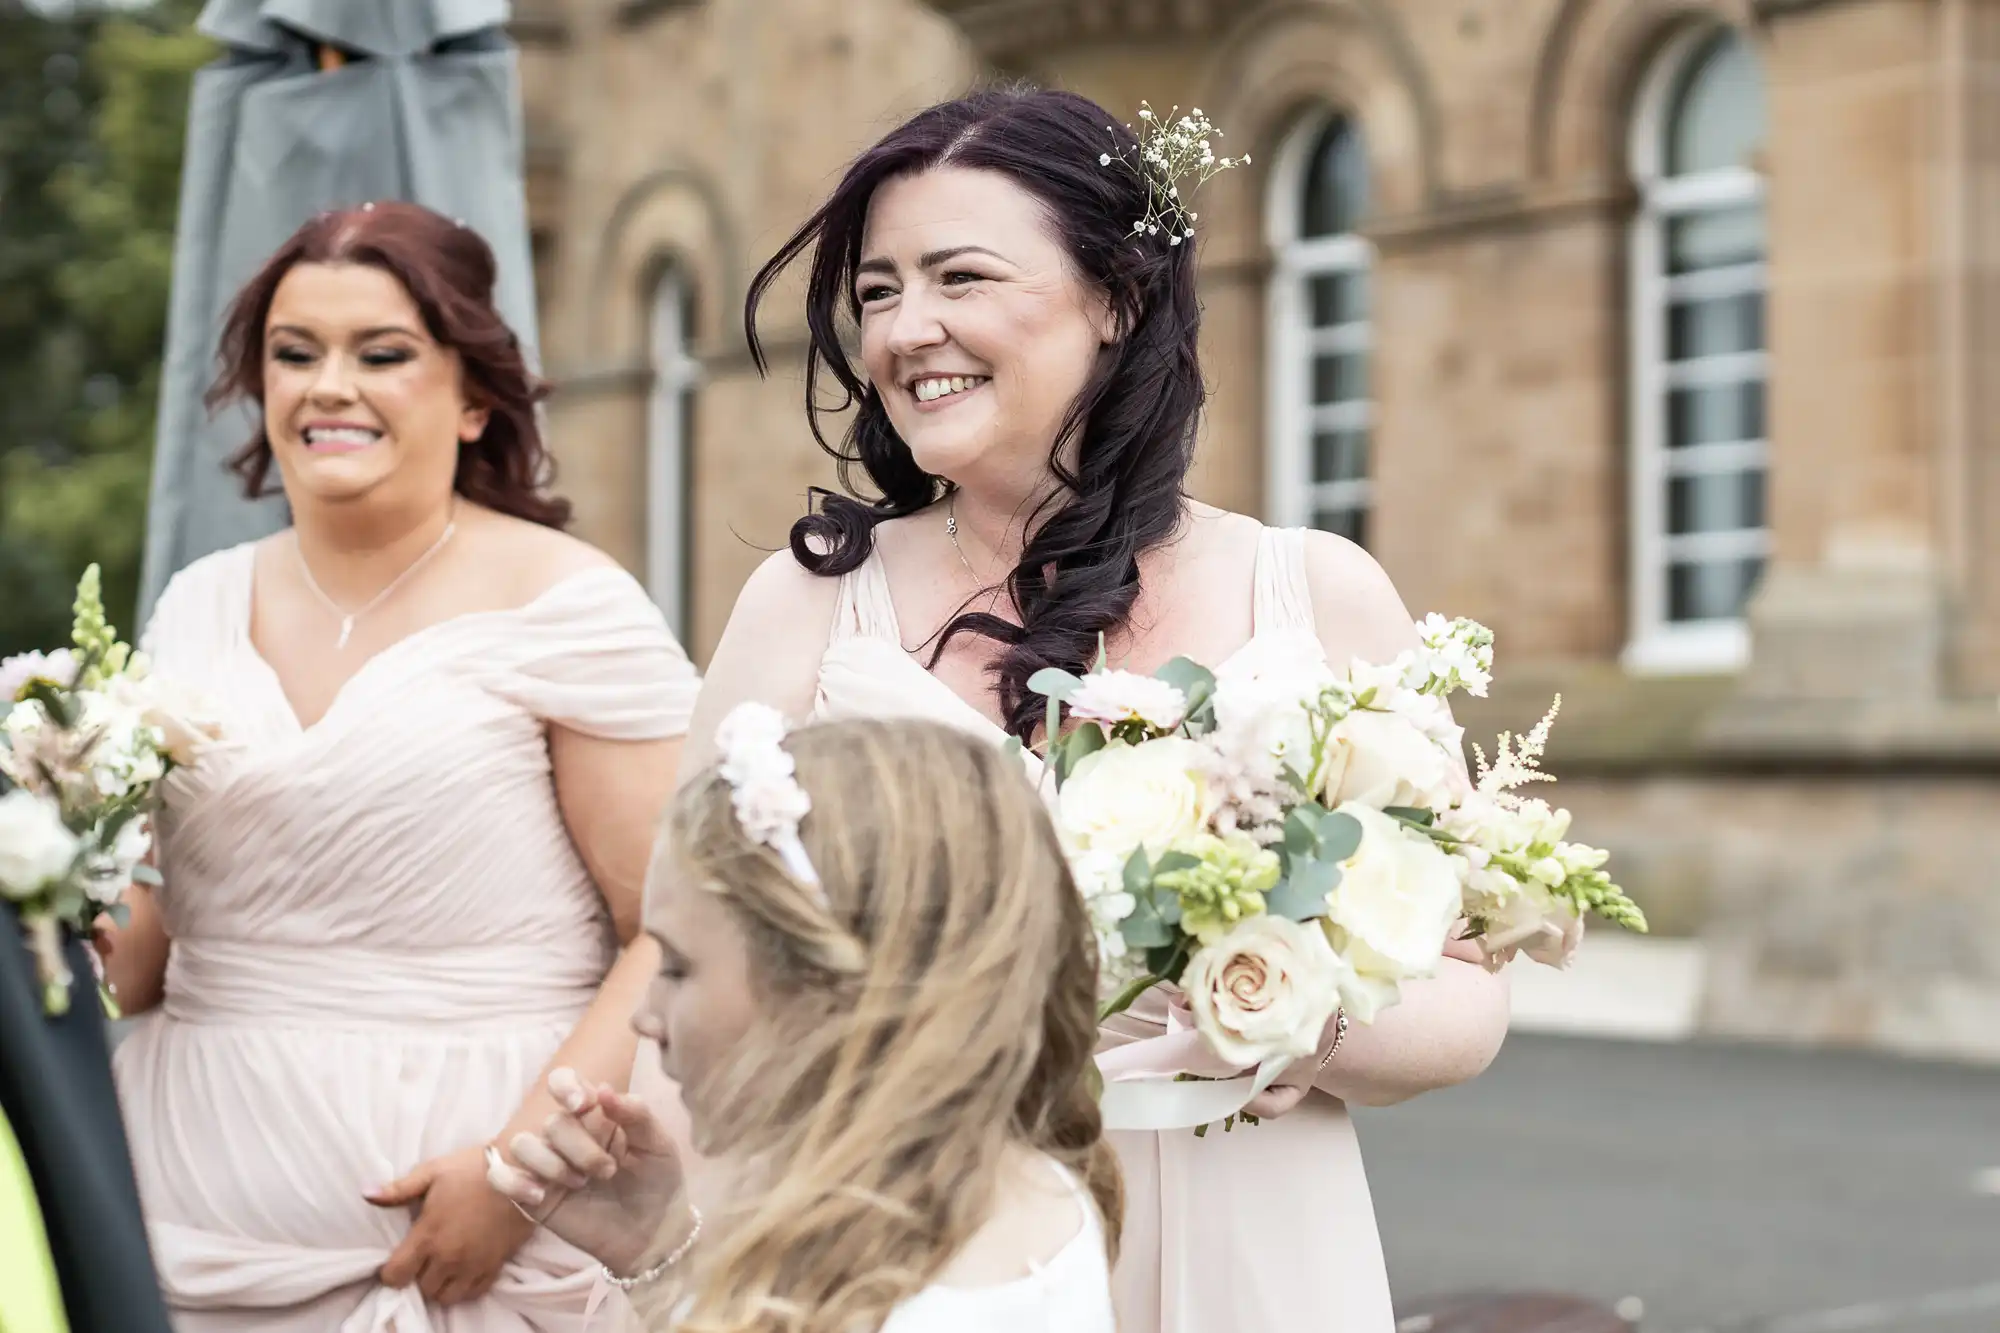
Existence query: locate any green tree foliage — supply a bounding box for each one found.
[0,0,209,655]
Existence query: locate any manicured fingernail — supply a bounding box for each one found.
[522,1183,545,1205]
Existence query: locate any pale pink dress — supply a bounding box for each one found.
[114,543,700,1332]
[811,527,1399,1333]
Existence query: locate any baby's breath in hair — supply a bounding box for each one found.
[1100,103,1250,247]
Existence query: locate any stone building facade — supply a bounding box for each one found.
[510,0,2000,1062]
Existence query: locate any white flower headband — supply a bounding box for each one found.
[713,702,824,902]
[1100,102,1250,246]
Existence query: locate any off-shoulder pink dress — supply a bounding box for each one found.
[114,543,700,1332]
[810,527,1401,1332]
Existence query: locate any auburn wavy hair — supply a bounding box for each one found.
[745,87,1204,743]
[646,718,1119,1333]
[206,201,570,528]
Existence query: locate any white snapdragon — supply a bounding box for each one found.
[1412,614,1494,697]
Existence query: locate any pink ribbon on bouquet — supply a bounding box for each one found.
[1092,991,1295,1132]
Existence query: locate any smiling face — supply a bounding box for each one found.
[855,166,1114,492]
[261,261,488,512]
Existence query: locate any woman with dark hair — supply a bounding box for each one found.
[99,202,700,1329]
[685,88,1511,1331]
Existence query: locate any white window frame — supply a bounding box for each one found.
[1623,25,1770,675]
[645,265,700,640]
[1265,112,1374,538]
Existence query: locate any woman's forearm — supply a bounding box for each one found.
[493,937,658,1154]
[1314,957,1511,1108]
[103,883,170,1015]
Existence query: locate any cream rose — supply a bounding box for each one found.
[116,674,225,767]
[0,789,79,899]
[1322,802,1463,1021]
[1479,881,1584,968]
[1321,708,1456,812]
[1183,914,1345,1068]
[1057,738,1213,861]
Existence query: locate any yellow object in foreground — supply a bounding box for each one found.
[0,1104,69,1333]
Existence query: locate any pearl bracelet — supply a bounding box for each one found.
[1315,1009,1349,1074]
[601,1204,703,1290]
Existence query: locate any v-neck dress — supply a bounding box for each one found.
[112,542,700,1332]
[809,527,1397,1333]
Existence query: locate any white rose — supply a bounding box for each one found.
[1066,670,1188,733]
[113,674,225,766]
[1058,738,1213,861]
[1322,708,1456,812]
[1322,802,1463,1022]
[1183,914,1345,1068]
[0,789,80,899]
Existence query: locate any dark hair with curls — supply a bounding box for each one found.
[207,201,571,529]
[744,87,1203,742]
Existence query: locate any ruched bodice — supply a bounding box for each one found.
[114,542,699,1332]
[811,527,1395,1333]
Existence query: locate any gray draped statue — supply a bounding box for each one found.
[138,0,539,624]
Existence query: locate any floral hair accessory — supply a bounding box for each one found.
[713,702,823,901]
[1100,102,1250,247]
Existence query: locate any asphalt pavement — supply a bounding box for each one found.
[1354,1034,2000,1333]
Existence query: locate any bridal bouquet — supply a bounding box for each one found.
[1027,615,1645,1127]
[0,566,220,1013]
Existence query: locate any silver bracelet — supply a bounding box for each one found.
[1315,1009,1349,1074]
[601,1203,703,1290]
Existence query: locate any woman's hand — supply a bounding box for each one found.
[367,1145,536,1305]
[485,1067,686,1277]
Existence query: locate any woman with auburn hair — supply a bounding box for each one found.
[488,714,1119,1333]
[99,201,700,1329]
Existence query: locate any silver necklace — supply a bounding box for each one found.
[945,493,978,578]
[296,515,458,650]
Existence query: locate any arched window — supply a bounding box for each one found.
[646,264,698,639]
[1626,27,1768,672]
[1267,112,1372,543]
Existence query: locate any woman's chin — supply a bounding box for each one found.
[279,451,397,504]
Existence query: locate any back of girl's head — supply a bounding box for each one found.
[208,200,569,528]
[663,717,1119,1333]
[745,86,1205,743]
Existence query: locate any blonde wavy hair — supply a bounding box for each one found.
[655,717,1120,1333]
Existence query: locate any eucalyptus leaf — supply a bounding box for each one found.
[107,902,131,929]
[1267,858,1341,920]
[131,863,162,888]
[1119,896,1175,950]
[1061,723,1105,779]
[1121,846,1153,896]
[1027,667,1084,702]
[1152,657,1217,721]
[1283,808,1320,861]
[1316,810,1363,862]
[1383,805,1436,827]
[1153,850,1200,875]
